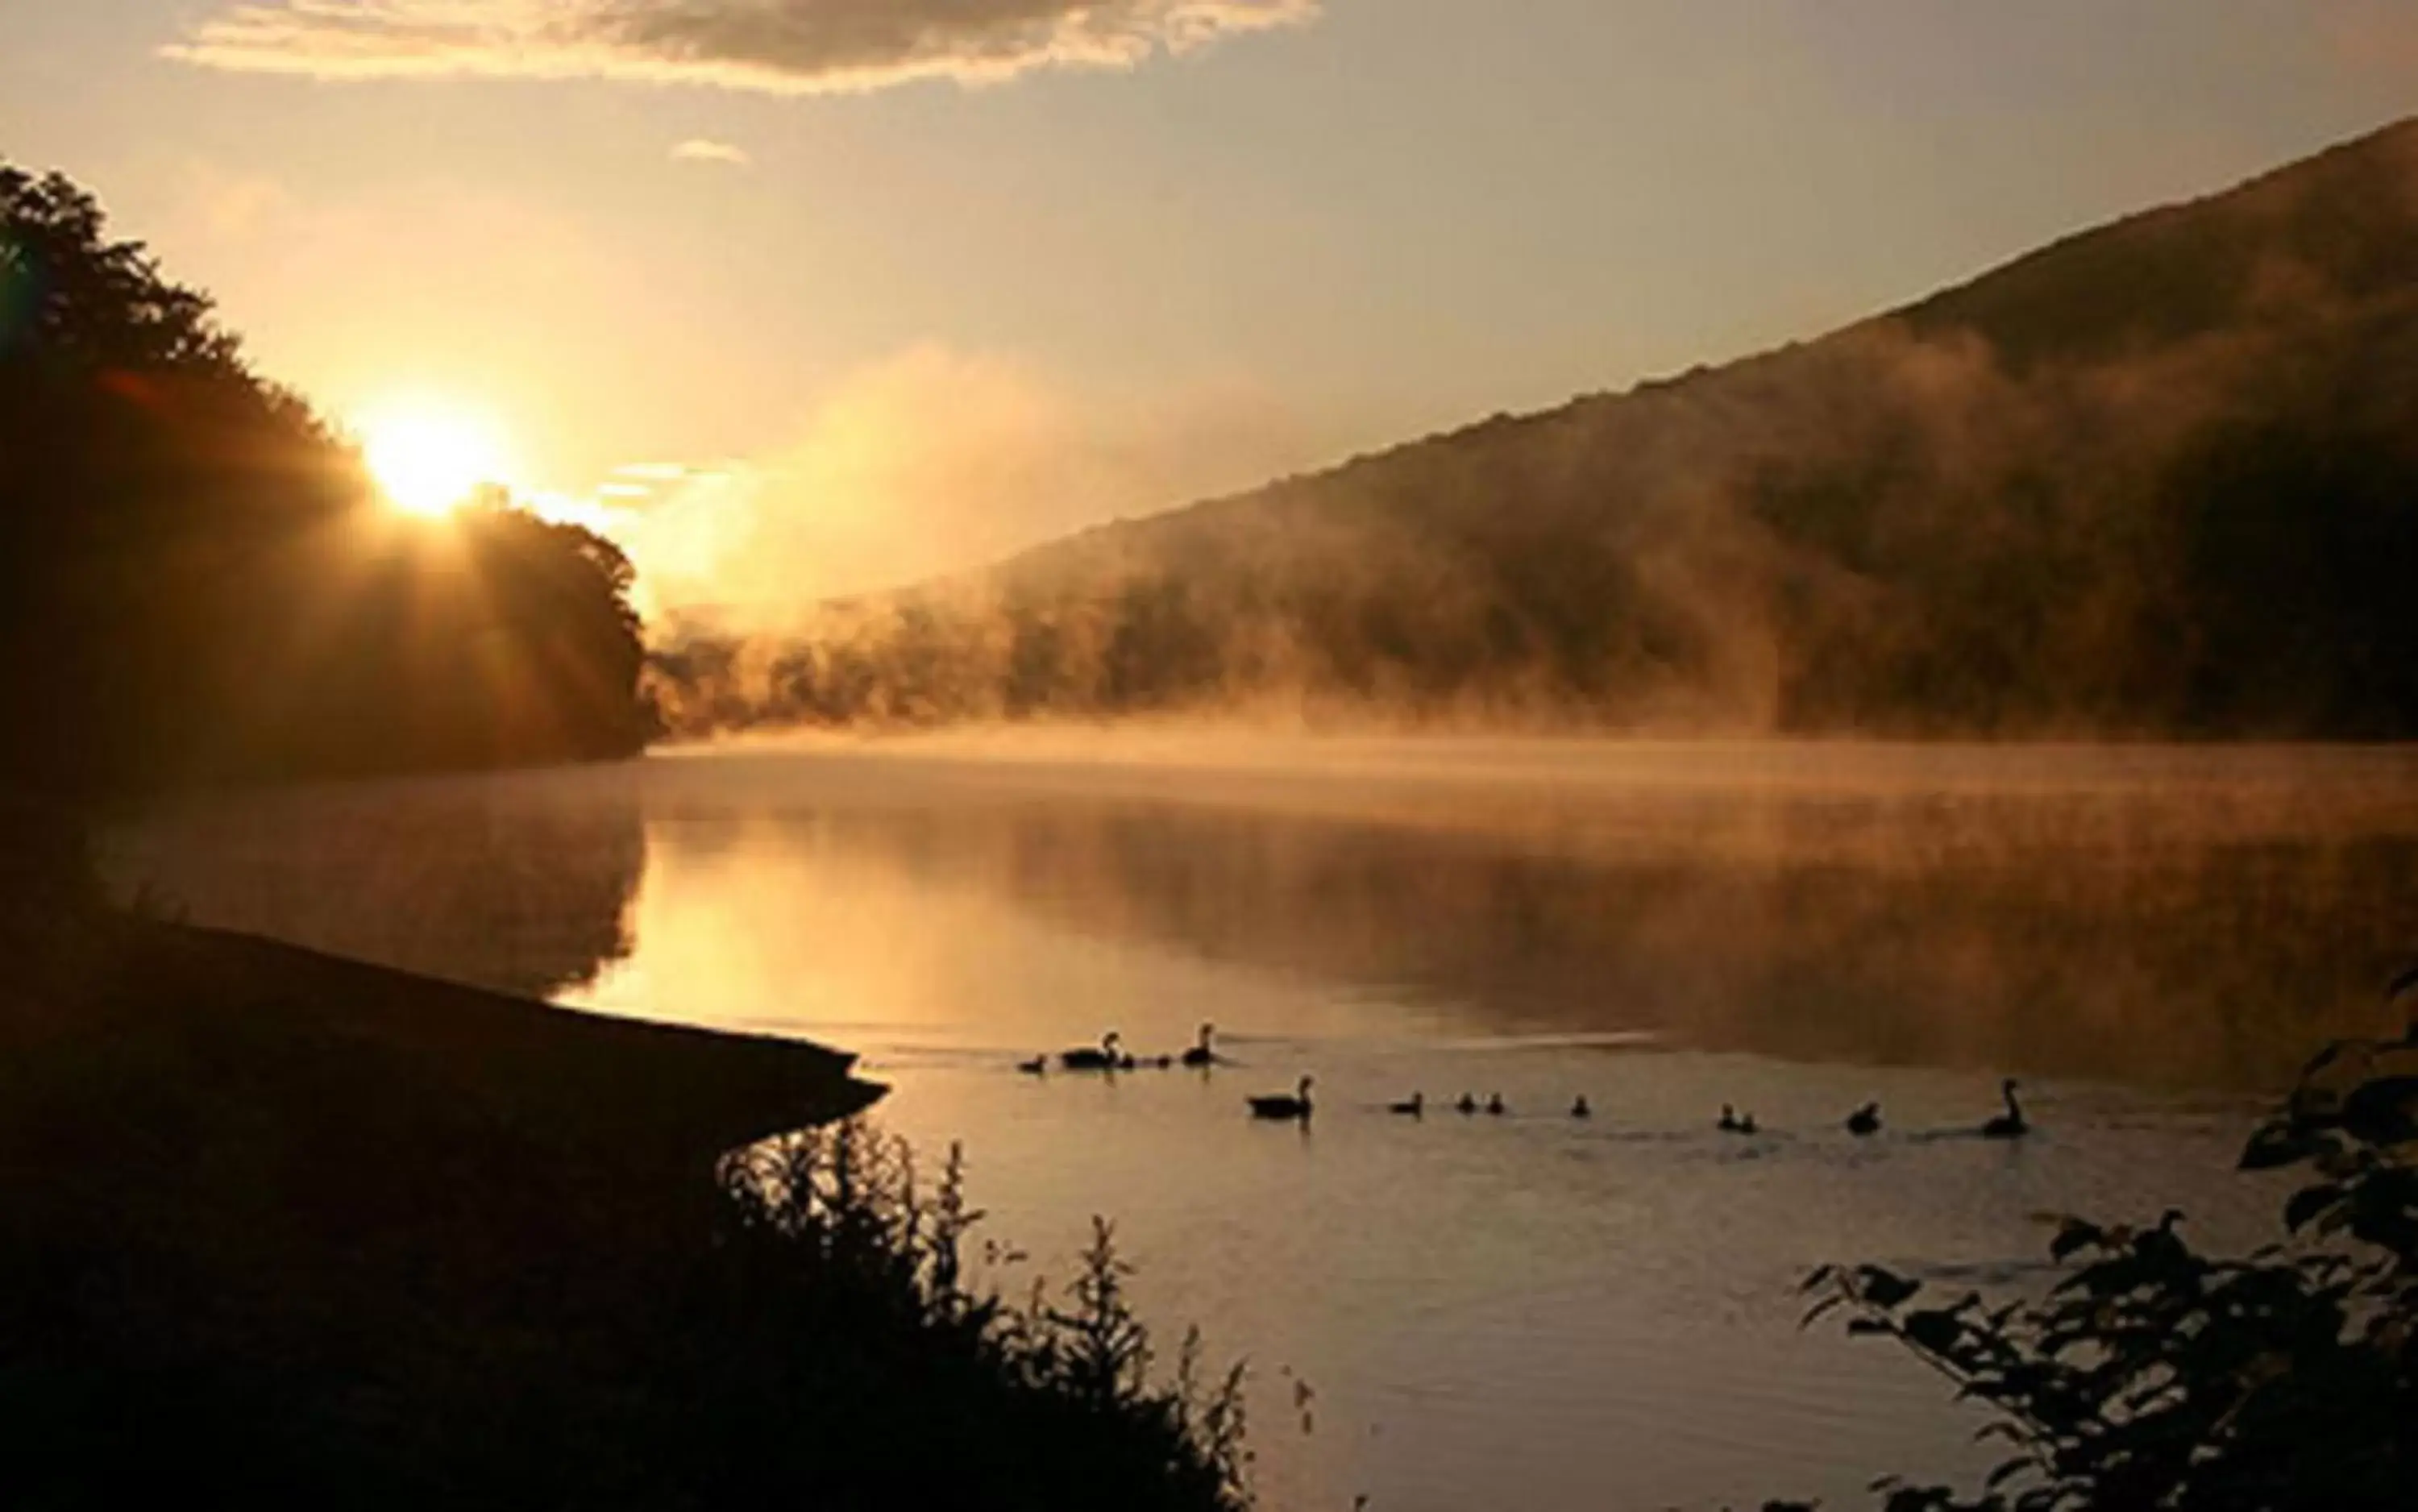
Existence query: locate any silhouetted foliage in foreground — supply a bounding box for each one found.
[1795,1011,2418,1511]
[688,1125,1253,1510]
[0,162,652,793]
[3,1106,1249,1510]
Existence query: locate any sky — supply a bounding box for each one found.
[2,0,2414,617]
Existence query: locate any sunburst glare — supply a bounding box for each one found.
[356,399,517,517]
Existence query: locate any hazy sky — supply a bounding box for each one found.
[3,1,2413,610]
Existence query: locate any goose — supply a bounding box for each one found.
[1718,1104,1742,1132]
[1737,1111,1759,1134]
[1016,1055,1047,1077]
[1455,1093,1479,1115]
[1390,1091,1424,1117]
[1570,1095,1592,1119]
[1180,1023,1219,1069]
[1982,1078,2030,1139]
[1248,1075,1315,1122]
[1059,1032,1125,1073]
[1485,1093,1506,1116]
[1846,1102,1882,1136]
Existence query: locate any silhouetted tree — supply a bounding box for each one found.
[0,163,651,793]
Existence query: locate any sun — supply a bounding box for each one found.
[356,399,517,517]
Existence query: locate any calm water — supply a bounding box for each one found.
[105,737,2418,1510]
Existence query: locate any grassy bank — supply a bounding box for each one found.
[0,886,1248,1510]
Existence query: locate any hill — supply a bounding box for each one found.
[650,117,2418,740]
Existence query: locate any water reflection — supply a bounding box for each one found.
[106,742,2418,1090]
[584,742,2418,1090]
[101,766,646,1000]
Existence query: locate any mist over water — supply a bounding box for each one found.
[103,736,2418,1508]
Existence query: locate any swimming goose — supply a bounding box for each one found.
[1248,1075,1315,1122]
[1390,1091,1424,1117]
[1570,1095,1592,1119]
[1455,1093,1478,1115]
[1180,1023,1219,1069]
[1982,1078,2030,1139]
[1718,1105,1759,1135]
[1485,1093,1506,1116]
[1059,1032,1125,1073]
[1016,1055,1047,1077]
[1846,1102,1881,1136]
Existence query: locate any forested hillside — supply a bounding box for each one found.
[650,118,2418,740]
[0,166,653,793]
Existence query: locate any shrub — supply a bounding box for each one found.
[1798,998,2417,1512]
[687,1120,1253,1512]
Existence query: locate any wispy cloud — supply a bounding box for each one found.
[164,0,1321,94]
[671,138,751,166]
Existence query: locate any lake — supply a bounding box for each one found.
[103,736,2418,1510]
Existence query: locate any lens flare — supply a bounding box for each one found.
[356,399,516,517]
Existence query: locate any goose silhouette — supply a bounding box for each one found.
[1455,1093,1478,1115]
[1181,1023,1219,1069]
[1248,1075,1315,1122]
[1846,1102,1881,1136]
[1570,1095,1592,1119]
[1390,1091,1424,1117]
[1016,1055,1047,1077]
[1059,1032,1124,1073]
[1982,1078,2030,1139]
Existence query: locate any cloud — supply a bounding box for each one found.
[604,344,1335,628]
[164,0,1321,94]
[671,138,751,165]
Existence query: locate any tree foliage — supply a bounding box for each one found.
[1801,1007,2418,1511]
[0,163,652,792]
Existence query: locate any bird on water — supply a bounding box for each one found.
[1982,1078,2030,1139]
[1016,1055,1047,1077]
[1060,1032,1125,1073]
[1181,1022,1219,1069]
[1847,1102,1882,1136]
[1570,1095,1592,1119]
[1485,1093,1506,1116]
[1390,1091,1425,1117]
[1455,1093,1478,1115]
[1718,1105,1758,1135]
[1248,1075,1315,1122]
